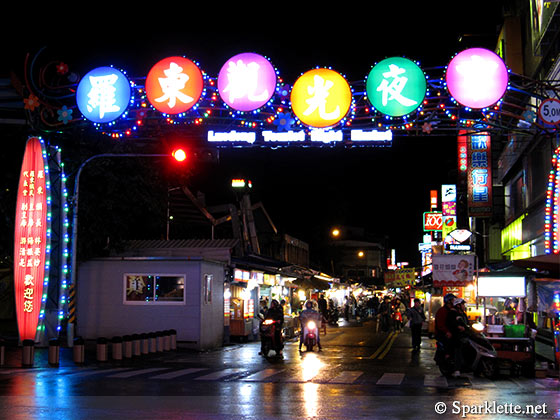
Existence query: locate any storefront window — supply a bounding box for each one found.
[124,274,185,304]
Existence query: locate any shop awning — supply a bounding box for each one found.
[292,277,331,290]
[511,253,559,277]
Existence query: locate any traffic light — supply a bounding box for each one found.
[172,148,187,162]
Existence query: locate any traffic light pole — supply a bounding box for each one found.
[67,153,168,347]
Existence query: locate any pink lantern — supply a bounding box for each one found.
[218,53,277,112]
[446,48,508,109]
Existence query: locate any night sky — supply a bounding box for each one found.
[2,3,506,267]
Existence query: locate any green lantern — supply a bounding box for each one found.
[366,57,426,117]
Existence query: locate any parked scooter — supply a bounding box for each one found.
[259,319,282,358]
[302,319,319,351]
[328,306,339,326]
[434,322,498,378]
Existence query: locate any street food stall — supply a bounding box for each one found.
[478,274,535,376]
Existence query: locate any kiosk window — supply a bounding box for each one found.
[125,274,185,304]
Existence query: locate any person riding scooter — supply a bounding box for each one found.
[299,300,322,352]
[260,299,284,357]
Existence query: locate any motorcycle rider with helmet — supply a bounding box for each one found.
[260,299,284,356]
[299,300,322,352]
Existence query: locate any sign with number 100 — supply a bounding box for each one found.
[539,98,560,126]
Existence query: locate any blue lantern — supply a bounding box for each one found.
[76,66,131,123]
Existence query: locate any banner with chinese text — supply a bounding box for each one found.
[432,254,475,288]
[13,137,50,341]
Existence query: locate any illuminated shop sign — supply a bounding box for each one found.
[290,68,352,128]
[446,48,508,109]
[14,137,50,341]
[545,147,559,254]
[366,57,426,117]
[146,56,204,115]
[207,129,392,145]
[218,52,277,112]
[76,66,131,123]
[467,133,492,217]
[423,211,443,231]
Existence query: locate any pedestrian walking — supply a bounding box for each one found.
[406,298,426,351]
[378,296,393,332]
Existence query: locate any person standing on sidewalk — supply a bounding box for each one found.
[406,298,426,351]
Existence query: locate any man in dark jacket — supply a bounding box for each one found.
[406,298,426,351]
[378,296,393,332]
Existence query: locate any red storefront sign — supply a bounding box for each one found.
[423,212,442,231]
[13,137,49,341]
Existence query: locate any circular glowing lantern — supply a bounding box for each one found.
[218,52,277,112]
[446,48,508,109]
[76,66,131,123]
[366,57,426,117]
[291,68,352,128]
[146,56,204,115]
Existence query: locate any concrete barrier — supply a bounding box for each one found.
[163,330,170,351]
[148,333,157,354]
[140,333,149,355]
[123,335,132,359]
[22,339,35,368]
[73,337,85,364]
[131,334,141,357]
[156,331,164,353]
[0,337,5,366]
[111,336,123,361]
[48,338,60,367]
[169,329,177,350]
[96,337,108,362]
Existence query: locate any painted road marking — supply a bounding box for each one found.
[369,332,398,359]
[377,332,399,360]
[243,369,284,381]
[195,368,245,381]
[150,368,207,380]
[424,374,448,388]
[70,368,132,377]
[376,373,405,386]
[107,368,168,378]
[328,371,363,384]
[466,374,497,388]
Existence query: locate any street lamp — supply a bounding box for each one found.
[331,228,340,238]
[67,152,175,345]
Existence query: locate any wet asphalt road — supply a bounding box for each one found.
[1,319,559,419]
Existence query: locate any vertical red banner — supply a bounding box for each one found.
[467,133,492,217]
[13,137,49,341]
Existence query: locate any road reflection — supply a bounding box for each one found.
[303,382,320,418]
[301,352,324,382]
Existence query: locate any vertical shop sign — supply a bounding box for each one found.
[467,133,492,217]
[13,137,50,341]
[457,131,468,185]
[441,184,457,240]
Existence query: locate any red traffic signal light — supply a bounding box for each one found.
[172,148,187,162]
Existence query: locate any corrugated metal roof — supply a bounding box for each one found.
[124,239,239,249]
